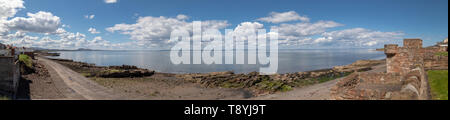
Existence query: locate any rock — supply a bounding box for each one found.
[108,65,138,70]
[209,71,234,76]
[333,60,383,73]
[97,69,155,78]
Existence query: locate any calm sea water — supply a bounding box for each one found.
[50,49,386,74]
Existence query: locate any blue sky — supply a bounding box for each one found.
[1,0,448,49]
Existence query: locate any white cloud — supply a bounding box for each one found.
[232,22,264,42]
[62,24,71,28]
[0,0,116,49]
[0,0,24,35]
[257,11,309,23]
[1,31,39,47]
[0,0,24,20]
[104,0,117,4]
[85,14,95,19]
[274,21,343,36]
[271,20,343,45]
[0,5,407,49]
[5,11,61,33]
[317,28,404,47]
[87,36,111,48]
[176,14,189,20]
[88,27,101,34]
[106,15,229,48]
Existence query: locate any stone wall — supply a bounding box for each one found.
[0,56,21,98]
[385,39,426,76]
[332,39,435,100]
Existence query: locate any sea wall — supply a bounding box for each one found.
[0,56,21,98]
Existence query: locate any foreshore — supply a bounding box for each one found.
[41,54,384,98]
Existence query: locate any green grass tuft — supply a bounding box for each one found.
[280,85,293,92]
[428,70,448,100]
[435,52,448,57]
[0,96,10,100]
[19,54,33,68]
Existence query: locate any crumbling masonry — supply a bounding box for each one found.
[332,39,448,100]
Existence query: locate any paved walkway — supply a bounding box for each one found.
[38,57,126,100]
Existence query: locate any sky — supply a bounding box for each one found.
[0,0,448,50]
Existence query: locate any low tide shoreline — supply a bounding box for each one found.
[43,54,385,97]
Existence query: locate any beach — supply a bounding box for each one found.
[18,51,385,100]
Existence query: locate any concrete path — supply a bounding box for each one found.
[38,57,126,100]
[252,78,339,100]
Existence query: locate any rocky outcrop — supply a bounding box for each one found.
[333,60,383,73]
[50,58,155,78]
[176,62,382,96]
[95,69,155,78]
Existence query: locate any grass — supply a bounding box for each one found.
[19,54,33,68]
[314,72,352,83]
[428,70,448,100]
[80,72,92,77]
[280,85,293,92]
[102,69,122,74]
[0,96,10,100]
[242,72,353,93]
[435,52,448,57]
[219,75,295,92]
[256,80,285,91]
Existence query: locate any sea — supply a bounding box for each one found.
[50,49,386,74]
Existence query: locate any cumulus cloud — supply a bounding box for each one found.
[104,0,117,4]
[0,0,24,19]
[316,28,404,47]
[271,20,343,45]
[274,21,342,36]
[5,11,61,33]
[0,0,25,35]
[37,31,110,49]
[88,27,100,34]
[0,5,406,49]
[0,0,116,49]
[1,31,39,47]
[257,11,309,23]
[106,15,229,47]
[176,14,189,20]
[232,22,264,43]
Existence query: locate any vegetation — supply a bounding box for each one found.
[220,72,352,93]
[428,70,448,100]
[435,52,448,57]
[19,54,33,68]
[0,95,10,100]
[256,79,286,92]
[280,85,293,92]
[291,72,352,87]
[104,69,122,73]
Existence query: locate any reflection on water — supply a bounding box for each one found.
[50,49,385,74]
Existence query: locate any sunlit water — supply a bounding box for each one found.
[50,49,386,74]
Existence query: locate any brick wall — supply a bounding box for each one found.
[332,39,434,100]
